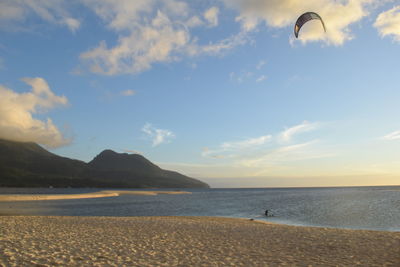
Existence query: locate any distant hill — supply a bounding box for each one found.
[0,139,209,188]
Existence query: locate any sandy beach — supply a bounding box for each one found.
[0,190,191,202]
[1,216,399,266]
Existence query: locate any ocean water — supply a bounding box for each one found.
[0,186,399,232]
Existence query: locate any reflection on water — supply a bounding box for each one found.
[0,186,399,231]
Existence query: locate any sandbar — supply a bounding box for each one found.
[0,190,191,201]
[1,216,399,266]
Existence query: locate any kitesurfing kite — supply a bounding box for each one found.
[294,12,326,38]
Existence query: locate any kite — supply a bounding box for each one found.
[294,12,326,38]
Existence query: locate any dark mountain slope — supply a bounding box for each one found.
[0,139,87,187]
[84,149,209,188]
[88,149,159,172]
[0,139,209,188]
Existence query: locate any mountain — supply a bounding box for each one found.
[84,149,209,188]
[0,139,209,188]
[0,139,87,187]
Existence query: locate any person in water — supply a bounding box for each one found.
[265,209,268,216]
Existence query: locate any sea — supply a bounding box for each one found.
[0,186,399,232]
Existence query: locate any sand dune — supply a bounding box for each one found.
[0,190,191,201]
[1,216,399,266]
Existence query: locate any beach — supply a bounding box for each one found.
[1,216,399,266]
[0,190,191,202]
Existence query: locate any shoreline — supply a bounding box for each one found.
[1,216,399,266]
[0,190,191,201]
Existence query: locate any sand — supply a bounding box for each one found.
[1,216,399,266]
[0,190,191,201]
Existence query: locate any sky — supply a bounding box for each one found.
[1,0,400,188]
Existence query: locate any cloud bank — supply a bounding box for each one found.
[80,1,247,75]
[2,0,397,77]
[0,77,70,148]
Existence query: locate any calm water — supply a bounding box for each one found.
[0,186,399,232]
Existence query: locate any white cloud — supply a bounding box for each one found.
[196,31,249,56]
[82,0,161,31]
[142,123,175,147]
[239,141,326,168]
[374,5,400,42]
[204,7,219,27]
[204,121,322,162]
[223,0,376,45]
[0,0,80,32]
[81,11,191,75]
[120,89,135,96]
[80,0,248,75]
[280,121,319,143]
[256,75,266,82]
[63,17,80,32]
[176,120,333,178]
[382,130,400,140]
[0,77,70,148]
[203,134,272,158]
[122,149,143,155]
[221,135,272,150]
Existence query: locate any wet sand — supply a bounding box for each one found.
[0,190,191,201]
[1,216,399,266]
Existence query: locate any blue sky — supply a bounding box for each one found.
[1,0,400,187]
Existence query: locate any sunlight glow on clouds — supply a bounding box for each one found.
[142,123,175,147]
[374,5,400,42]
[80,1,247,75]
[223,0,375,45]
[0,77,70,148]
[80,10,190,75]
[4,0,381,77]
[1,1,400,187]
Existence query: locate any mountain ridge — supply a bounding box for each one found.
[0,139,209,188]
